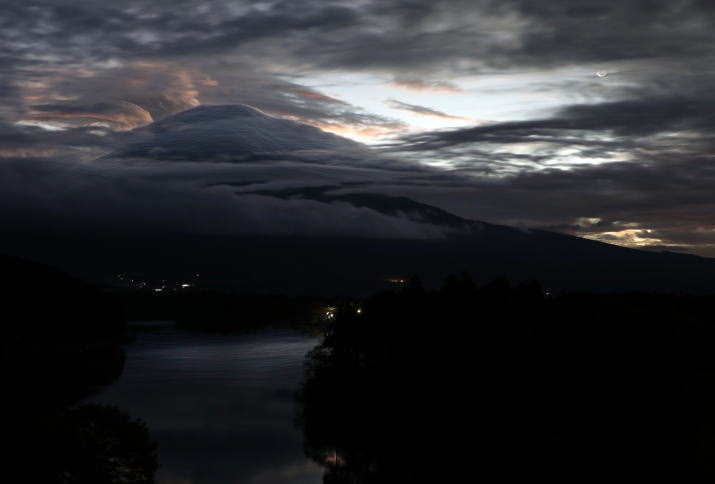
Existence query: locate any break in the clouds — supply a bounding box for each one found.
[2,0,715,256]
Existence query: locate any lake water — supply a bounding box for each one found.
[89,323,324,484]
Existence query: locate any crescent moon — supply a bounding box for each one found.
[596,71,608,78]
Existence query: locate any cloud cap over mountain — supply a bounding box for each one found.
[109,105,365,161]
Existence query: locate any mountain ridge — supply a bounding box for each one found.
[5,103,711,294]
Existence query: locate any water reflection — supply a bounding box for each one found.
[90,325,323,484]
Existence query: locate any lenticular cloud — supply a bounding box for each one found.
[109,104,364,161]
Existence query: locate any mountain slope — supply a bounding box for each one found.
[4,104,713,294]
[4,203,714,295]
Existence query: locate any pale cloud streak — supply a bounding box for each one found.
[388,79,465,94]
[386,99,479,124]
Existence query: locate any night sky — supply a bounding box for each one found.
[3,1,715,257]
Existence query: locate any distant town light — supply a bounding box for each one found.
[154,288,163,292]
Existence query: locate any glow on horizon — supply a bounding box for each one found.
[295,65,622,143]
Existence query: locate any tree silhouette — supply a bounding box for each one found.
[298,276,715,483]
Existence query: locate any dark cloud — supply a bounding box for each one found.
[395,94,715,151]
[500,0,715,66]
[4,1,715,128]
[380,71,715,256]
[0,1,401,131]
[402,154,715,256]
[4,1,715,77]
[0,121,118,158]
[3,94,714,256]
[7,58,402,138]
[0,155,453,241]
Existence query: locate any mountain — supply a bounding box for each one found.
[5,195,714,295]
[3,104,714,294]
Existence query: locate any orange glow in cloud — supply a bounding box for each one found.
[118,61,203,114]
[324,451,346,467]
[582,229,666,247]
[294,90,346,104]
[415,113,482,126]
[389,79,464,93]
[412,112,481,124]
[30,107,154,130]
[135,61,165,68]
[279,114,404,141]
[386,99,481,125]
[310,122,405,140]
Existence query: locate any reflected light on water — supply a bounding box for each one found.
[89,326,324,484]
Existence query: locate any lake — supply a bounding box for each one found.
[89,323,324,484]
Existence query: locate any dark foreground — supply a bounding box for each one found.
[4,254,715,483]
[299,277,715,483]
